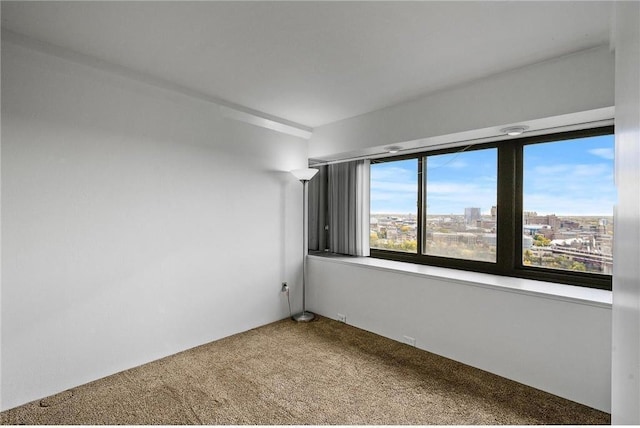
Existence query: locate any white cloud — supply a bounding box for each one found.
[534,164,572,175]
[370,181,417,193]
[425,181,496,214]
[524,161,616,215]
[370,165,415,182]
[427,182,478,194]
[524,192,616,216]
[528,163,613,191]
[427,159,468,170]
[588,147,615,160]
[371,154,615,215]
[370,165,418,213]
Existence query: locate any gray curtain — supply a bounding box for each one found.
[308,165,328,251]
[308,160,370,256]
[326,160,370,256]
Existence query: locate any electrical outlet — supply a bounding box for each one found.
[281,282,289,293]
[403,335,416,347]
[337,313,347,323]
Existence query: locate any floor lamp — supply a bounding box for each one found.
[290,168,319,322]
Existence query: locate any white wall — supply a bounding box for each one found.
[308,257,612,412]
[611,1,640,424]
[306,45,618,413]
[309,46,614,161]
[1,40,308,411]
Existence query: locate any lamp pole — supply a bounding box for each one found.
[290,168,318,322]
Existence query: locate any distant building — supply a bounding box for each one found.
[559,219,580,230]
[464,207,481,225]
[523,224,554,239]
[523,211,538,224]
[523,235,533,249]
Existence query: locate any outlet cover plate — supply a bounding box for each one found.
[337,313,347,323]
[403,335,416,347]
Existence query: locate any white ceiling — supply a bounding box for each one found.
[1,1,612,129]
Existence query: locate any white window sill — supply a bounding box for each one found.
[308,253,612,309]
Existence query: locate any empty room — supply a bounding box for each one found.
[1,1,639,425]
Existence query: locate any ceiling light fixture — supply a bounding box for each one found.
[500,126,529,136]
[385,145,402,154]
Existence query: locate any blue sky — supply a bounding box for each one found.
[370,134,616,216]
[523,135,615,216]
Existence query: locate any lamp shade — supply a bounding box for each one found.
[291,168,319,181]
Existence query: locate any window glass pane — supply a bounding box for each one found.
[523,135,615,275]
[423,148,497,262]
[370,159,418,253]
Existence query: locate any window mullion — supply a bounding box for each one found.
[496,145,518,274]
[514,143,524,271]
[417,157,424,256]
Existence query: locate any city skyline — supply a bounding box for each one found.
[370,134,616,216]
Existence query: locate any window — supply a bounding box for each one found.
[522,135,615,276]
[423,148,497,262]
[370,127,614,290]
[370,159,418,253]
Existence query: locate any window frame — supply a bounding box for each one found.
[370,126,614,291]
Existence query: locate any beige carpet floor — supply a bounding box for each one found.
[1,316,610,425]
